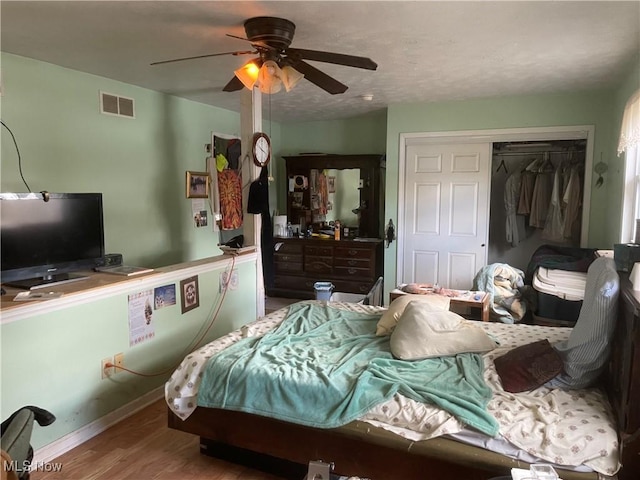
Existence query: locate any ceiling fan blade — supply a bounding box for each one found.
[286,48,377,70]
[226,33,276,51]
[226,33,251,42]
[291,60,348,95]
[150,50,254,66]
[222,75,245,92]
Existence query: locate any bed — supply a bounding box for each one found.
[166,264,639,480]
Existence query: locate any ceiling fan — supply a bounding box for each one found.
[150,16,377,95]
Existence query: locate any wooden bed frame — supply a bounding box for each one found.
[168,279,640,480]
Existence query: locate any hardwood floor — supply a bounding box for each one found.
[264,297,299,314]
[32,399,287,480]
[32,300,301,480]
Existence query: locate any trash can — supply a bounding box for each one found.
[313,282,334,302]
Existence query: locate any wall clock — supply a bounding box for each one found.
[252,132,271,167]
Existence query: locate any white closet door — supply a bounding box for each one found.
[402,142,491,290]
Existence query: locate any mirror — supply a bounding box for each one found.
[210,134,244,246]
[284,154,385,239]
[311,168,360,228]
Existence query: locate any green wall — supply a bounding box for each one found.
[383,91,620,294]
[0,54,261,452]
[276,88,631,297]
[274,110,387,214]
[0,53,243,267]
[279,110,387,156]
[0,260,258,450]
[1,50,637,453]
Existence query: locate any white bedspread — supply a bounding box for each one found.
[165,301,620,476]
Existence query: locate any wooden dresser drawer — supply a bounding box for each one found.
[305,245,333,257]
[304,257,333,274]
[274,261,303,273]
[334,246,374,260]
[274,253,303,264]
[274,275,316,291]
[276,242,304,254]
[334,266,373,279]
[332,279,374,294]
[272,238,381,298]
[334,257,371,269]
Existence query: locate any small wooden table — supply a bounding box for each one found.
[389,286,490,322]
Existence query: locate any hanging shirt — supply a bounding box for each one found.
[217,169,243,230]
[542,168,565,242]
[563,166,582,241]
[517,171,536,215]
[529,172,553,228]
[505,172,526,247]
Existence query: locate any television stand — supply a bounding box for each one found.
[5,273,89,290]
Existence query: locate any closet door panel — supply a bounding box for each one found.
[449,182,478,236]
[414,183,441,234]
[412,250,439,285]
[447,252,478,290]
[403,143,491,290]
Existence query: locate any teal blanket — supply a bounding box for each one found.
[197,303,499,436]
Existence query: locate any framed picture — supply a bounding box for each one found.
[180,275,200,313]
[186,171,210,198]
[327,176,336,193]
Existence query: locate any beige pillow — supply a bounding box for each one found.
[376,294,451,336]
[390,301,497,360]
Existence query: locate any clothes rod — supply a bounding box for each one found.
[493,150,581,157]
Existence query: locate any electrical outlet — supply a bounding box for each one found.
[219,269,239,292]
[229,269,238,290]
[101,357,114,379]
[114,353,124,374]
[219,271,227,292]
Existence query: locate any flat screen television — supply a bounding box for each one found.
[0,192,105,289]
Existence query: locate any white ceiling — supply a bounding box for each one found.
[1,1,639,123]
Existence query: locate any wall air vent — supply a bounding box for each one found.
[100,91,135,118]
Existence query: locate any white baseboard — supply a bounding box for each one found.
[33,386,165,464]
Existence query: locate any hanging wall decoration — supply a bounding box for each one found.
[186,171,210,198]
[180,275,200,314]
[594,153,608,188]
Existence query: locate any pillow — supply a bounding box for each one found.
[494,339,563,393]
[376,294,451,336]
[549,257,619,389]
[389,302,496,360]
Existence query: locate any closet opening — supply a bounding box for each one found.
[488,139,587,271]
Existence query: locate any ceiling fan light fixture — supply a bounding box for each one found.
[281,65,304,92]
[234,60,261,90]
[257,60,283,94]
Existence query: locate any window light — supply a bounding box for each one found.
[618,89,640,155]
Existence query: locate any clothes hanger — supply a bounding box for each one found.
[496,158,508,173]
[525,155,542,172]
[540,152,555,172]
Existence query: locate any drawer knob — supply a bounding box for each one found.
[348,260,357,266]
[349,249,357,255]
[348,268,357,275]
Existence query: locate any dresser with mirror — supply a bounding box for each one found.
[271,154,385,298]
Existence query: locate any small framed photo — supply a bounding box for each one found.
[186,171,210,198]
[180,275,200,313]
[327,176,336,193]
